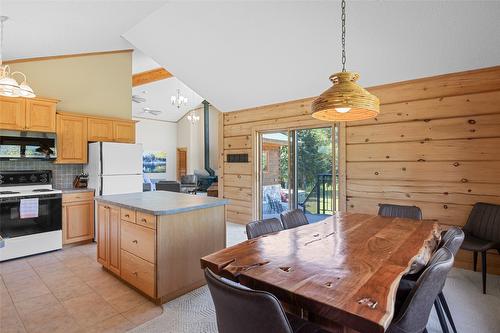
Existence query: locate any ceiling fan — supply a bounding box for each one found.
[132,94,146,103]
[140,107,162,116]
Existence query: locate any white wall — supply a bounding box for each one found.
[177,104,220,175]
[134,118,177,180]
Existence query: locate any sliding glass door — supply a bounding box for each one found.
[258,126,336,222]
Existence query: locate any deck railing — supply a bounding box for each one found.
[300,173,333,215]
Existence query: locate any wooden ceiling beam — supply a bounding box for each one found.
[132,67,173,87]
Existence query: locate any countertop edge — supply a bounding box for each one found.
[57,188,95,194]
[94,196,229,216]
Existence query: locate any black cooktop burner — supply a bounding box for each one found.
[0,191,21,195]
[32,189,54,192]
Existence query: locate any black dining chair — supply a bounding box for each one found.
[378,204,423,220]
[204,268,329,333]
[399,227,464,333]
[460,202,500,294]
[280,209,309,230]
[389,248,454,333]
[246,218,284,240]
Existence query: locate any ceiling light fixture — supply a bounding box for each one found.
[311,0,379,122]
[171,89,188,109]
[0,16,36,98]
[186,111,199,124]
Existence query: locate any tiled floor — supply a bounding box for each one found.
[0,243,162,333]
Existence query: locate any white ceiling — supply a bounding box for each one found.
[132,78,204,122]
[124,1,500,112]
[0,0,167,60]
[132,49,161,74]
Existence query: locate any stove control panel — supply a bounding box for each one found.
[0,170,52,187]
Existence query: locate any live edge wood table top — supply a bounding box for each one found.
[200,212,440,333]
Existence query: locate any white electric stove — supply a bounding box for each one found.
[0,170,63,261]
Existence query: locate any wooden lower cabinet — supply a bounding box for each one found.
[96,203,226,302]
[97,204,121,275]
[62,192,94,245]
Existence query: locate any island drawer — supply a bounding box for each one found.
[121,221,156,263]
[121,250,155,298]
[120,208,136,223]
[136,212,156,230]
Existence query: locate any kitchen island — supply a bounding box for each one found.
[94,191,228,303]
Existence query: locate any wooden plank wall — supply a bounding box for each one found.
[220,98,328,224]
[345,66,500,274]
[220,66,500,273]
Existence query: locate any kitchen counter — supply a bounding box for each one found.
[95,191,229,216]
[58,188,95,194]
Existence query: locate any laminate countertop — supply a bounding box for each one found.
[94,191,229,216]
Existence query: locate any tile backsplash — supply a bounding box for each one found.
[0,160,83,189]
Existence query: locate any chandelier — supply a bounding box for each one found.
[0,16,36,98]
[171,89,188,109]
[311,0,378,122]
[186,110,200,124]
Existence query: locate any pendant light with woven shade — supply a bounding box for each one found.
[311,0,379,122]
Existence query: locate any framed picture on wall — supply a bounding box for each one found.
[143,151,167,173]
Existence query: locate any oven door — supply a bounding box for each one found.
[0,194,62,239]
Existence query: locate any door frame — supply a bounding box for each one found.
[176,147,188,181]
[253,123,342,220]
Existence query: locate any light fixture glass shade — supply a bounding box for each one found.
[311,71,379,122]
[0,75,21,97]
[19,83,35,98]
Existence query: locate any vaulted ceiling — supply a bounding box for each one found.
[124,1,500,112]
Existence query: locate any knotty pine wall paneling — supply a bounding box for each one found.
[345,66,500,274]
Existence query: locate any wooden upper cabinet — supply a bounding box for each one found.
[25,98,57,132]
[56,113,88,164]
[113,120,136,143]
[88,117,114,142]
[0,96,26,130]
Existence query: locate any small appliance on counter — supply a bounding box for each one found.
[73,173,89,188]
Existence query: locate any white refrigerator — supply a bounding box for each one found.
[85,142,143,196]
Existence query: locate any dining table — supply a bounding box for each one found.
[200,212,441,333]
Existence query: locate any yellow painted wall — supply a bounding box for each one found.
[8,52,132,119]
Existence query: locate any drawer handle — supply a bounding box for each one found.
[132,240,138,244]
[141,218,147,223]
[132,271,138,276]
[125,214,130,218]
[75,196,81,199]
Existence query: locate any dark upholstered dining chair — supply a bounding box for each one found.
[399,227,464,333]
[246,218,284,240]
[280,209,309,230]
[204,268,329,333]
[378,203,423,220]
[389,248,454,333]
[460,202,500,294]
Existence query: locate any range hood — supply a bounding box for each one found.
[0,130,57,160]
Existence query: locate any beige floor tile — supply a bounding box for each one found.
[45,276,94,302]
[85,314,136,333]
[60,255,96,269]
[106,289,150,313]
[1,268,39,287]
[0,301,26,333]
[13,293,60,318]
[21,303,82,333]
[70,264,111,283]
[122,301,163,325]
[86,275,132,301]
[77,243,97,257]
[35,263,75,284]
[61,292,118,328]
[25,252,60,268]
[0,259,31,276]
[6,277,51,303]
[32,261,68,275]
[52,247,84,261]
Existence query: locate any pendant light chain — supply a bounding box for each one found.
[341,0,346,72]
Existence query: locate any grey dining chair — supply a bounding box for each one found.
[280,209,309,230]
[389,248,454,333]
[378,203,423,220]
[204,268,329,333]
[246,218,284,240]
[460,202,500,294]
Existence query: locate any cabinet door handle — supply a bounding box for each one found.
[125,214,130,218]
[132,271,138,276]
[141,218,147,223]
[132,240,138,244]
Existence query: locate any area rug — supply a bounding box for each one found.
[129,269,500,333]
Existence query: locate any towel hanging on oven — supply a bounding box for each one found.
[20,198,39,219]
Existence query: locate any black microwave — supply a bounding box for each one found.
[0,130,57,160]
